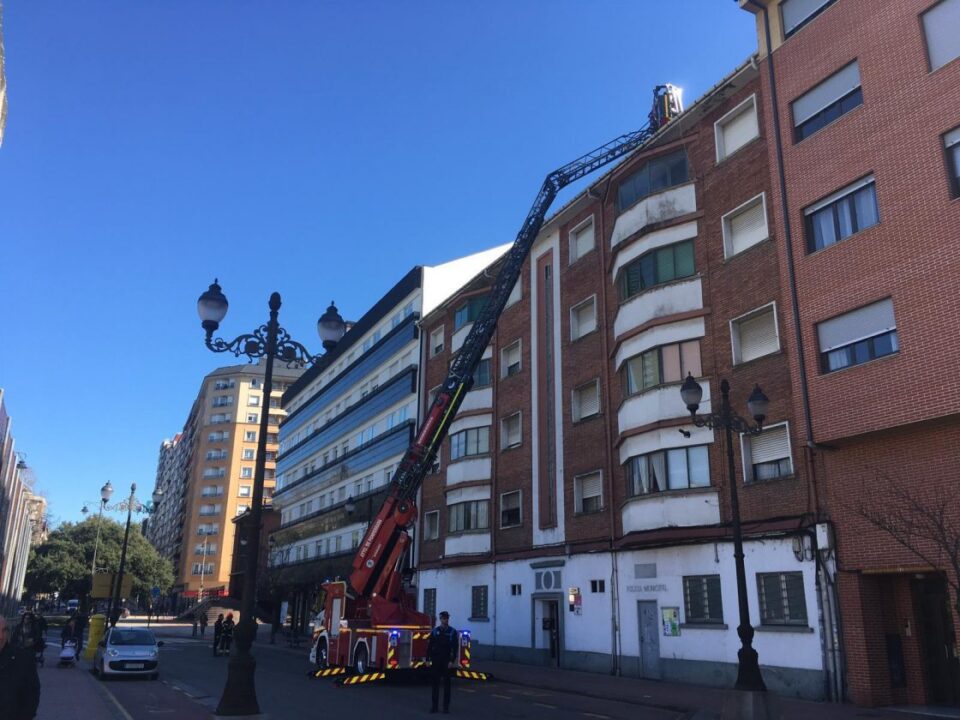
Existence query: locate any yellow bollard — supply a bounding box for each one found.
[83,614,106,661]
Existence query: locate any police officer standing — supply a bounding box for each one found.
[427,610,458,714]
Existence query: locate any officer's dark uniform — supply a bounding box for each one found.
[427,613,458,713]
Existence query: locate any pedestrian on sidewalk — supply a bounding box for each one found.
[191,613,198,638]
[199,612,208,639]
[213,613,224,656]
[220,613,235,656]
[74,612,88,654]
[427,610,458,714]
[36,614,47,640]
[60,619,80,648]
[0,616,40,720]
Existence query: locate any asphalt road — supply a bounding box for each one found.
[92,631,681,720]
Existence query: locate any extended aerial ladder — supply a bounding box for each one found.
[312,84,683,679]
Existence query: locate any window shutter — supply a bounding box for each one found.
[923,0,960,70]
[579,472,602,500]
[817,299,895,352]
[784,573,808,622]
[781,0,833,34]
[573,300,596,338]
[946,127,960,150]
[719,102,759,157]
[737,308,778,362]
[575,382,600,420]
[728,198,767,255]
[750,425,790,465]
[793,61,860,127]
[572,221,594,262]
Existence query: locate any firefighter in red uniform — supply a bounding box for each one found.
[427,611,457,714]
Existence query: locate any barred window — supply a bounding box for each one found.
[471,585,489,619]
[683,575,724,624]
[757,572,808,626]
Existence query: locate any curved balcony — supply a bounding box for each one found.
[610,183,697,249]
[459,387,492,413]
[621,487,720,533]
[618,381,711,435]
[614,277,703,339]
[445,531,491,557]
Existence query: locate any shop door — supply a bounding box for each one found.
[638,600,661,680]
[916,576,959,706]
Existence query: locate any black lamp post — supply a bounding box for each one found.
[197,280,345,716]
[680,374,769,693]
[81,482,114,612]
[106,483,164,627]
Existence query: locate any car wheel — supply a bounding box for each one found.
[98,663,107,681]
[353,644,368,675]
[315,640,328,670]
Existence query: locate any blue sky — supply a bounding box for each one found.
[0,1,756,525]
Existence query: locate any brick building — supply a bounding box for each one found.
[740,0,960,707]
[416,61,832,698]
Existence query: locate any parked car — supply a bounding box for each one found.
[94,627,163,680]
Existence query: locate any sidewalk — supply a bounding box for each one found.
[34,643,126,720]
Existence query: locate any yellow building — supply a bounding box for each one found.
[172,362,302,599]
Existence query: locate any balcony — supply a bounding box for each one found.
[621,487,720,533]
[459,387,492,413]
[445,531,490,557]
[618,381,711,434]
[446,457,492,487]
[610,183,697,249]
[613,276,703,339]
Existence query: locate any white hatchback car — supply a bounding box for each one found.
[94,627,163,680]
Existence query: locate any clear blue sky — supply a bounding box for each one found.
[0,1,755,526]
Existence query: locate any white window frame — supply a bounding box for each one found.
[501,340,522,378]
[714,94,759,162]
[430,326,445,357]
[500,412,522,449]
[238,485,252,498]
[505,279,522,308]
[722,192,769,258]
[572,379,601,422]
[740,421,794,483]
[240,467,253,479]
[730,302,780,365]
[569,295,598,341]
[574,470,604,514]
[500,489,522,529]
[569,216,596,265]
[423,510,440,541]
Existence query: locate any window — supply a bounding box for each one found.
[201,485,223,497]
[626,445,710,496]
[242,448,255,460]
[448,500,490,533]
[944,126,960,198]
[423,510,439,541]
[250,378,261,388]
[510,584,522,596]
[624,341,700,396]
[501,341,521,378]
[569,217,595,263]
[244,430,256,442]
[617,148,689,211]
[722,194,768,257]
[210,413,231,424]
[792,61,862,142]
[236,504,250,516]
[805,176,879,252]
[618,240,695,301]
[683,575,724,624]
[192,563,215,575]
[500,413,521,449]
[455,297,486,330]
[923,0,960,71]
[471,585,489,619]
[731,304,780,364]
[238,485,252,498]
[506,280,522,308]
[240,467,253,479]
[572,380,600,422]
[574,471,603,514]
[212,395,233,407]
[246,413,259,424]
[430,327,445,356]
[570,296,597,340]
[742,423,793,482]
[423,588,437,622]
[817,298,898,373]
[500,490,521,528]
[590,579,606,593]
[781,0,835,37]
[247,395,260,406]
[715,95,759,161]
[472,357,492,387]
[758,572,808,626]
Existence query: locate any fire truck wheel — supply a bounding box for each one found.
[314,639,328,669]
[353,643,369,674]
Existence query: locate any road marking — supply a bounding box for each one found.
[491,693,513,700]
[582,714,610,719]
[461,687,476,693]
[98,683,136,720]
[533,702,557,709]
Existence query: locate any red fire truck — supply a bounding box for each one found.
[309,84,683,683]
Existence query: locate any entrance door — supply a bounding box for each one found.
[916,576,959,706]
[638,601,661,680]
[545,600,560,666]
[533,597,562,667]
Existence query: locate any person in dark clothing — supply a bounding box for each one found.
[220,613,235,656]
[13,614,42,654]
[36,615,48,640]
[427,611,459,714]
[74,613,88,654]
[199,612,208,639]
[0,616,41,720]
[213,614,224,656]
[60,619,80,647]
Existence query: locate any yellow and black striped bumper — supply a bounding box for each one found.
[314,667,347,678]
[339,672,387,686]
[455,670,491,681]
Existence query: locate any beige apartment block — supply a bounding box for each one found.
[173,361,302,597]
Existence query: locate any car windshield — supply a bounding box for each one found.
[109,630,156,646]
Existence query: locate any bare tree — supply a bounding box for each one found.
[851,472,960,616]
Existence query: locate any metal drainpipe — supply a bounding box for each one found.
[592,179,622,676]
[744,0,843,700]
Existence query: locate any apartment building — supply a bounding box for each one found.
[416,61,836,699]
[163,361,302,602]
[271,249,507,633]
[740,0,960,707]
[146,421,196,587]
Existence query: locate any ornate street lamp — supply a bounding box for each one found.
[197,280,345,716]
[680,374,769,693]
[106,483,162,627]
[80,481,115,609]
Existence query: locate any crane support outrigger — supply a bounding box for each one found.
[310,84,683,682]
